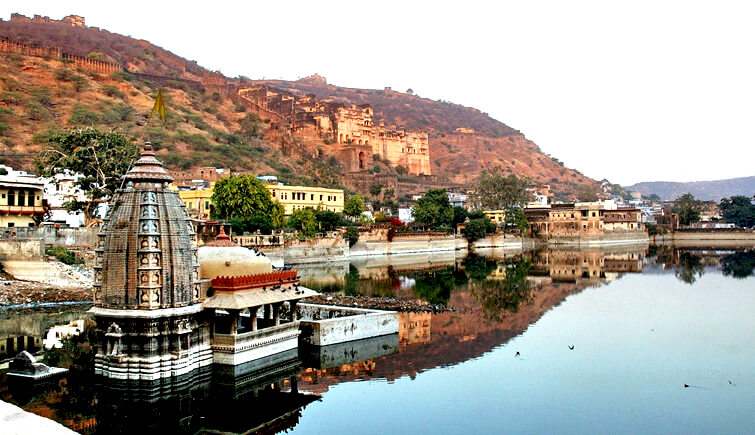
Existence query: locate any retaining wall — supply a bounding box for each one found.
[298,303,398,346]
[0,239,44,261]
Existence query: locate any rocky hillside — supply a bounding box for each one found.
[626,176,755,201]
[258,76,597,191]
[0,15,601,198]
[0,50,308,182]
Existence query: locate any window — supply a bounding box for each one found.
[27,191,34,206]
[311,194,314,201]
[8,190,14,206]
[320,195,323,201]
[188,202,193,208]
[8,222,14,227]
[205,201,210,209]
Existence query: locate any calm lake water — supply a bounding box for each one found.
[1,246,754,434]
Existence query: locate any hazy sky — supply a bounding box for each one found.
[4,1,755,185]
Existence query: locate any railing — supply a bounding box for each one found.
[212,322,300,349]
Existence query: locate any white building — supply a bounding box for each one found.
[43,172,88,227]
[399,207,415,224]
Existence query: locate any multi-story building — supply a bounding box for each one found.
[0,175,46,228]
[526,201,643,238]
[178,178,345,219]
[267,184,344,215]
[43,172,87,227]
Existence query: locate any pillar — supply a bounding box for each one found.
[230,309,239,335]
[290,299,299,321]
[273,303,281,326]
[251,306,258,331]
[264,304,271,322]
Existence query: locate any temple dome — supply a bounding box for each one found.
[93,143,200,310]
[197,228,273,279]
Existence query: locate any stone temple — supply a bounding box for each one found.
[90,143,397,382]
[91,143,212,379]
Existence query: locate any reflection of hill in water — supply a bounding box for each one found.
[297,247,649,394]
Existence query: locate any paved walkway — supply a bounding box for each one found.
[0,400,77,434]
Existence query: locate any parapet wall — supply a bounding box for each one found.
[0,37,121,75]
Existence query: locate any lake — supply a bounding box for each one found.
[1,246,753,434]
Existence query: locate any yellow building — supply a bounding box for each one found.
[178,183,344,218]
[179,188,213,219]
[268,184,344,215]
[484,210,506,226]
[0,177,46,227]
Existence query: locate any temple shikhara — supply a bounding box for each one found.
[90,144,396,380]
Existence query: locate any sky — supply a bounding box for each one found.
[3,1,755,186]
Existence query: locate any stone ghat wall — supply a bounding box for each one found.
[298,303,399,347]
[0,239,44,260]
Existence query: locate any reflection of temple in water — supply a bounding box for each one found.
[94,353,320,434]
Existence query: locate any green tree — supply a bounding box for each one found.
[344,195,365,218]
[463,217,496,241]
[719,195,755,228]
[34,128,139,222]
[287,208,317,237]
[452,205,468,226]
[675,252,704,284]
[412,189,453,228]
[471,168,532,210]
[471,168,532,233]
[314,209,344,232]
[211,175,284,228]
[369,183,383,197]
[672,193,702,226]
[238,112,263,140]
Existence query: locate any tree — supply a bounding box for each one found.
[471,168,531,210]
[344,195,365,218]
[287,208,317,238]
[719,195,755,228]
[452,206,468,226]
[505,207,530,233]
[238,112,263,140]
[672,193,702,226]
[369,183,383,197]
[576,185,599,202]
[34,128,139,223]
[463,217,496,241]
[314,209,343,232]
[211,175,284,228]
[412,189,453,228]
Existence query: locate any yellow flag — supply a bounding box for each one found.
[148,88,167,125]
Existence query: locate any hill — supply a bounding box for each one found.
[0,13,600,200]
[625,176,755,201]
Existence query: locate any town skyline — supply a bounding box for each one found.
[3,1,755,186]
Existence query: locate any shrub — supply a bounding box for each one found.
[26,101,52,121]
[345,226,360,247]
[101,84,124,99]
[395,165,407,175]
[234,103,246,112]
[54,67,75,82]
[45,245,82,265]
[68,104,99,125]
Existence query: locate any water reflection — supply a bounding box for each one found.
[2,246,754,434]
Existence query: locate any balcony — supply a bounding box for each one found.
[0,205,45,215]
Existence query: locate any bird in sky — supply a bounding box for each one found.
[568,345,574,350]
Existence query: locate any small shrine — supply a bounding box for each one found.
[198,227,318,365]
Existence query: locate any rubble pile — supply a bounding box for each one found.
[304,294,455,313]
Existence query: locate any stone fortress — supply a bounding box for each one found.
[237,83,432,176]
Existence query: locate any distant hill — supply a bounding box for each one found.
[625,176,755,201]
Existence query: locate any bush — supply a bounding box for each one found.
[463,217,496,242]
[345,226,360,247]
[395,165,407,175]
[101,84,124,99]
[68,104,99,125]
[54,67,75,82]
[26,101,51,121]
[45,245,82,265]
